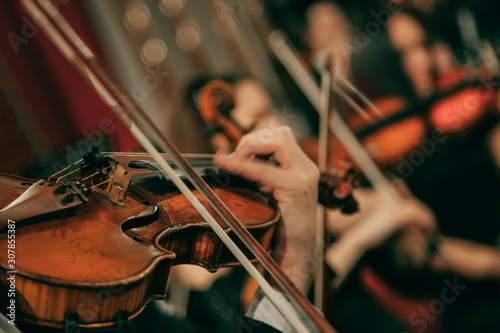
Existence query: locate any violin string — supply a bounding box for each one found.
[26,3,321,330]
[50,152,120,183]
[123,171,151,175]
[89,178,111,189]
[103,152,214,160]
[52,160,96,183]
[105,152,169,158]
[55,161,114,183]
[56,167,80,183]
[78,164,115,183]
[47,158,84,182]
[51,158,214,180]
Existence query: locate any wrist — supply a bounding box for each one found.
[343,222,380,251]
[272,244,316,295]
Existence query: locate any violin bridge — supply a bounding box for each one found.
[102,163,131,206]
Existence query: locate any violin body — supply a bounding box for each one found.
[299,96,427,174]
[347,97,426,167]
[302,80,498,174]
[430,85,498,135]
[0,159,279,328]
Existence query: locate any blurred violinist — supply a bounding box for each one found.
[303,2,500,333]
[306,2,352,79]
[173,75,278,154]
[214,125,441,333]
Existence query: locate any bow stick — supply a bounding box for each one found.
[21,0,336,332]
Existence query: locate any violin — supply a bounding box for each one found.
[300,77,498,172]
[0,149,279,328]
[197,79,359,214]
[3,2,339,331]
[298,96,426,170]
[195,74,359,314]
[267,31,499,174]
[430,74,499,136]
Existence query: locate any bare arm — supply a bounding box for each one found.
[432,236,500,280]
[325,188,437,287]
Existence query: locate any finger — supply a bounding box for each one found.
[258,184,273,194]
[214,151,246,175]
[391,177,413,198]
[231,126,300,169]
[214,152,291,190]
[232,138,294,169]
[407,202,438,231]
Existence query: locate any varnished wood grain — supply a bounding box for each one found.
[0,173,279,328]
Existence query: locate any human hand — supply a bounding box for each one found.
[213,126,320,294]
[354,193,437,251]
[325,185,437,284]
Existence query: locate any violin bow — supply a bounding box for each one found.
[314,56,333,310]
[268,30,399,205]
[336,71,386,120]
[20,0,335,332]
[268,30,447,268]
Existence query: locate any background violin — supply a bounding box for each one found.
[267,30,499,178]
[300,76,499,174]
[197,78,359,214]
